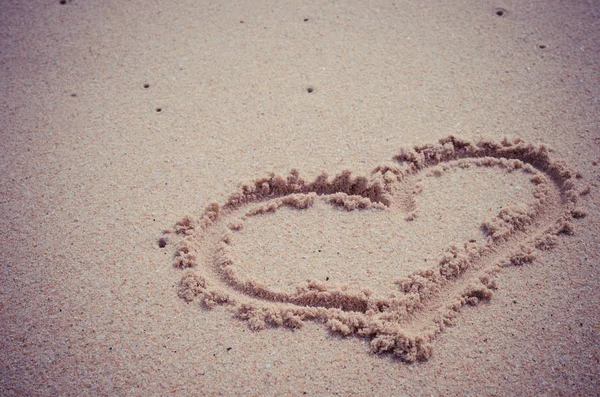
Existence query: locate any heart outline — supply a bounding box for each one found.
[168,136,586,362]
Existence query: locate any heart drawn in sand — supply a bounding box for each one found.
[164,136,587,362]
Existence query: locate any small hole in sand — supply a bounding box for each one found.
[144,84,150,89]
[156,108,162,113]
[304,18,309,22]
[158,238,168,248]
[495,8,506,16]
[306,87,314,93]
[539,44,547,49]
[59,0,67,4]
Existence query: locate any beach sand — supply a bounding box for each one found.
[1,0,599,395]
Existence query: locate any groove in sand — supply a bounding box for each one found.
[165,136,587,362]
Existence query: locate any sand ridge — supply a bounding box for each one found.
[164,136,587,362]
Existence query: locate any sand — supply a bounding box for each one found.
[1,0,599,395]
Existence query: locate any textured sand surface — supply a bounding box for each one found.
[1,0,599,395]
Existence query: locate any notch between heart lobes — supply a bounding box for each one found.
[166,136,587,362]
